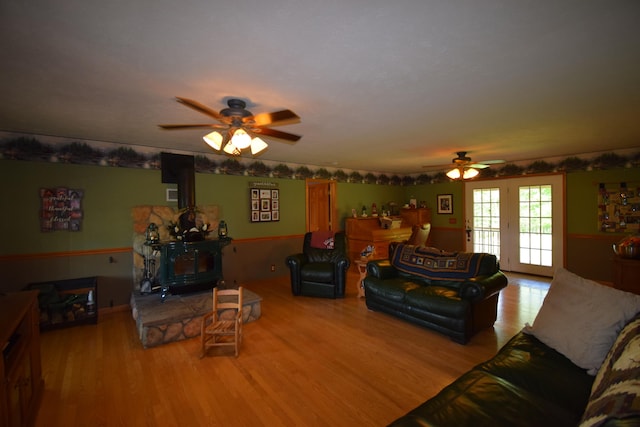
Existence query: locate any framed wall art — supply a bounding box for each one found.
[437,194,453,214]
[250,182,280,222]
[40,187,84,231]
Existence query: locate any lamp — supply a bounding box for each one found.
[203,129,269,156]
[250,137,268,155]
[203,131,223,151]
[230,128,251,149]
[144,222,160,244]
[446,167,479,180]
[223,141,241,156]
[218,220,228,238]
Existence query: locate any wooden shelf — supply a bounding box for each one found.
[1,291,43,427]
[27,276,98,331]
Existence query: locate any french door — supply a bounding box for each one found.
[464,174,564,276]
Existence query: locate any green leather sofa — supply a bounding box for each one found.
[389,319,640,426]
[390,331,593,426]
[388,267,640,426]
[363,243,508,343]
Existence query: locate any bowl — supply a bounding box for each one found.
[613,236,640,259]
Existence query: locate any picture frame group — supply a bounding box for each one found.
[250,186,280,222]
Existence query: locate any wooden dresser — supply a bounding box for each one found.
[612,256,640,294]
[1,291,43,427]
[345,208,431,261]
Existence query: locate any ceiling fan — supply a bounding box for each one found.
[159,97,301,156]
[425,151,505,180]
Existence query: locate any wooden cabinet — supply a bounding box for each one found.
[400,207,432,227]
[1,291,43,427]
[612,256,640,294]
[345,208,431,261]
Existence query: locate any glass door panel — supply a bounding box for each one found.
[465,174,564,276]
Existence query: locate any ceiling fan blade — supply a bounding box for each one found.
[250,109,300,127]
[158,124,227,130]
[254,127,301,143]
[478,159,506,165]
[175,97,224,121]
[469,163,490,169]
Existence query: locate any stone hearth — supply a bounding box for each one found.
[130,288,261,348]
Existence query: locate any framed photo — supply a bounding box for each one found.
[437,194,453,214]
[250,185,280,222]
[260,211,272,221]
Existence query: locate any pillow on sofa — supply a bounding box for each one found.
[579,313,640,427]
[524,267,640,375]
[406,223,431,246]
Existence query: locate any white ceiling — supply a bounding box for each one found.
[1,1,639,175]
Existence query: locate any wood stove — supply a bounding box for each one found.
[158,238,231,301]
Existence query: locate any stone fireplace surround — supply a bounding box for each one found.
[131,204,220,290]
[130,205,263,348]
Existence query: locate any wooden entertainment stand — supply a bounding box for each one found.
[345,208,431,261]
[1,291,43,427]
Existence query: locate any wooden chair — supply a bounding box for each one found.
[200,286,243,357]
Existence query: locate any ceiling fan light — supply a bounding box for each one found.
[231,128,252,149]
[463,168,479,179]
[203,131,223,150]
[223,141,241,156]
[446,168,461,180]
[250,137,268,155]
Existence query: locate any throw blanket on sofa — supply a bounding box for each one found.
[391,244,491,281]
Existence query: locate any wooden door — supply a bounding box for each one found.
[306,179,336,232]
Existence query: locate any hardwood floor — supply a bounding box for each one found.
[34,272,550,427]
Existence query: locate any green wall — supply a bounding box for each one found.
[2,158,638,281]
[566,168,640,235]
[0,160,312,255]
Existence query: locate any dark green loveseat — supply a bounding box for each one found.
[364,243,508,343]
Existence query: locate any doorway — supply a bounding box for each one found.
[464,174,565,276]
[305,179,337,232]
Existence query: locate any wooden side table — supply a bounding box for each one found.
[355,259,368,298]
[612,256,640,294]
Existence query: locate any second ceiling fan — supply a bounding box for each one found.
[425,151,505,180]
[159,97,301,156]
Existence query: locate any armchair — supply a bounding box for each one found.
[286,231,350,298]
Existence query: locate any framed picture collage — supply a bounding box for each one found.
[250,184,280,222]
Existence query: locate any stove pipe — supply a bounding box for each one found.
[161,152,196,209]
[176,166,195,210]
